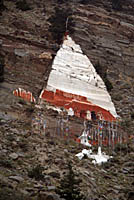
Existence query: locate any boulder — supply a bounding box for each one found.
[9,175,24,182]
[48,171,60,179]
[9,153,19,160]
[47,186,56,191]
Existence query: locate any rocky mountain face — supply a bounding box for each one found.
[0,0,134,200]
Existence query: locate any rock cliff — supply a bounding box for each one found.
[0,0,134,200]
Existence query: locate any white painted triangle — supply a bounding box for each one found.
[44,35,117,119]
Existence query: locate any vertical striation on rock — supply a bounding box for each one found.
[40,35,117,121]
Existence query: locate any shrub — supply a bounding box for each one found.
[94,62,113,92]
[94,61,104,77]
[80,0,90,5]
[102,161,111,169]
[120,119,131,128]
[16,0,31,11]
[18,139,28,152]
[113,94,122,101]
[112,0,122,10]
[28,164,44,180]
[131,112,134,120]
[104,77,113,91]
[0,187,26,200]
[55,162,86,200]
[0,0,6,11]
[114,143,128,153]
[0,156,13,168]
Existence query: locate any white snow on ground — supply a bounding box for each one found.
[46,35,117,118]
[76,147,112,165]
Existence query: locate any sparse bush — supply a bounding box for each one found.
[18,139,28,152]
[0,156,13,168]
[108,156,120,164]
[113,94,122,101]
[16,0,31,11]
[120,119,131,128]
[18,99,26,105]
[6,134,15,142]
[94,61,104,77]
[131,112,134,120]
[55,162,86,200]
[80,0,90,5]
[102,161,111,169]
[94,62,113,92]
[127,191,134,200]
[104,77,113,91]
[0,0,6,11]
[28,164,44,180]
[112,0,122,10]
[0,187,26,200]
[114,143,128,153]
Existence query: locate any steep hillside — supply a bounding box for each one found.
[1,0,134,123]
[0,0,134,200]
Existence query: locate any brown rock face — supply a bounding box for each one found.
[0,1,134,199]
[0,0,134,122]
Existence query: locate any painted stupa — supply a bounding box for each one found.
[40,34,117,121]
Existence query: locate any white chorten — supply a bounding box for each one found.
[40,35,117,120]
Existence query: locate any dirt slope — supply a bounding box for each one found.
[0,0,134,200]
